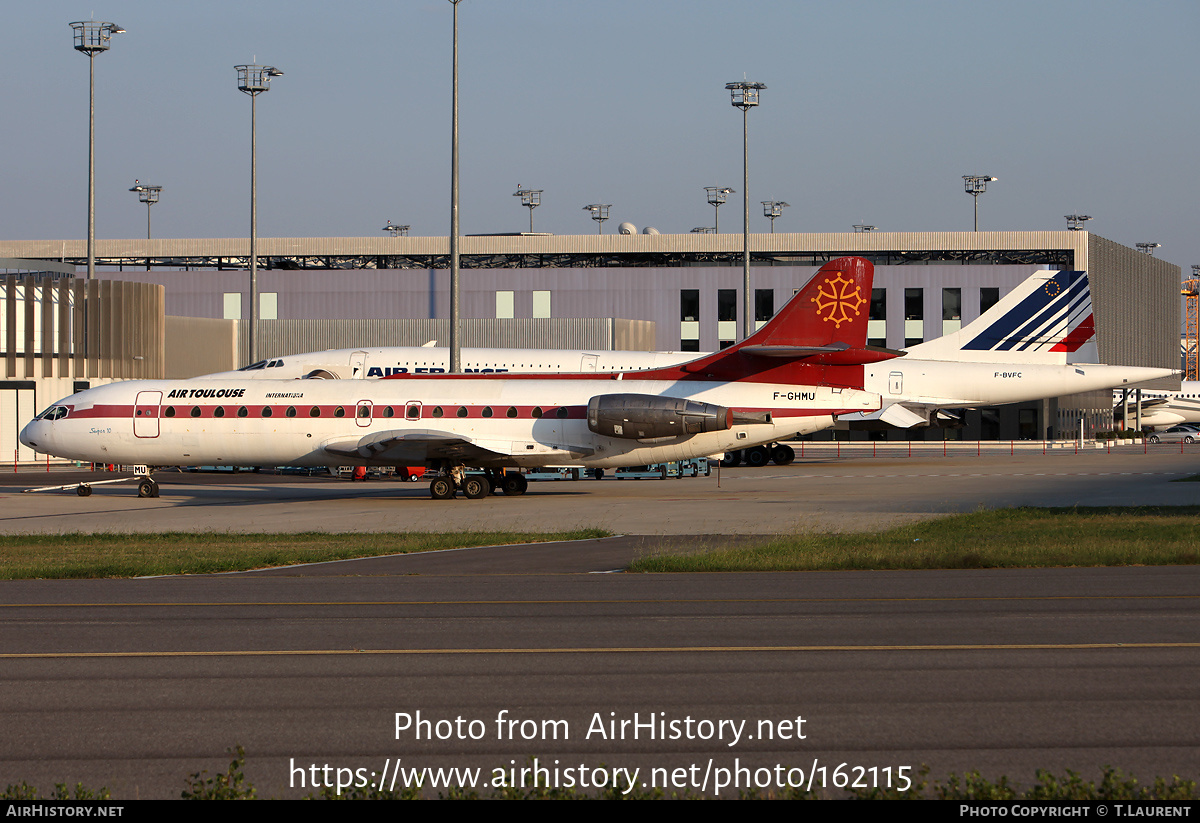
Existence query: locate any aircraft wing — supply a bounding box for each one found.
[841,402,963,428]
[322,428,591,465]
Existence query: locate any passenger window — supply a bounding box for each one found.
[532,407,543,418]
[286,406,297,418]
[214,406,225,418]
[383,406,395,418]
[506,406,517,418]
[432,406,444,418]
[556,407,568,419]
[482,407,493,418]
[190,406,201,418]
[358,405,371,418]
[237,407,248,418]
[334,406,346,418]
[262,407,273,418]
[310,406,321,417]
[456,406,468,418]
[405,404,421,421]
[164,407,176,418]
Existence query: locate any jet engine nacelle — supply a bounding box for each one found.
[587,393,733,440]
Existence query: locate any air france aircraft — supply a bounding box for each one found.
[844,269,1175,428]
[21,258,891,500]
[209,268,1175,435]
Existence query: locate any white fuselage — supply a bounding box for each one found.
[21,376,878,470]
[1113,381,1200,429]
[204,346,1173,430]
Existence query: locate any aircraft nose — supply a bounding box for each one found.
[19,420,42,451]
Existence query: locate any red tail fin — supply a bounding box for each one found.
[635,257,893,386]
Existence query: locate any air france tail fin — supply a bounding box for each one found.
[905,270,1095,364]
[635,257,901,386]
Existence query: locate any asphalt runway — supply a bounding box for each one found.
[1,446,1197,535]
[2,447,1199,798]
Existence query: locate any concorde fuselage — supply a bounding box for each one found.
[23,375,879,469]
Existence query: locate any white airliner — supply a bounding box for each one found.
[21,258,893,499]
[205,267,1174,437]
[1113,382,1200,429]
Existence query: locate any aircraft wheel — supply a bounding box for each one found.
[430,477,456,500]
[77,484,92,497]
[592,468,604,480]
[137,479,159,499]
[745,446,770,467]
[721,451,742,468]
[771,444,796,465]
[502,473,528,496]
[1149,435,1161,444]
[462,476,489,500]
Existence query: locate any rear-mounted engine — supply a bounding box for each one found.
[587,393,734,440]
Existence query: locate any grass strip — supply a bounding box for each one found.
[0,529,609,579]
[629,506,1200,572]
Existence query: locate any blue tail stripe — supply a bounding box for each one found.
[1012,285,1090,351]
[995,275,1087,351]
[964,271,1087,351]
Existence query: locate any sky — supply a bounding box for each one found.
[3,1,1198,273]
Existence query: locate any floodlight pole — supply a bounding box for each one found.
[727,80,765,339]
[704,186,733,234]
[583,204,611,234]
[762,200,789,233]
[449,0,463,373]
[514,189,542,232]
[71,21,124,284]
[1065,214,1092,231]
[963,175,997,231]
[236,63,283,366]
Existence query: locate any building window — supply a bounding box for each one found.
[754,289,774,322]
[681,340,701,352]
[496,291,514,319]
[904,287,923,346]
[680,290,699,322]
[223,293,241,320]
[261,293,278,321]
[717,289,737,322]
[980,287,1000,314]
[942,287,962,335]
[868,288,887,348]
[532,290,551,319]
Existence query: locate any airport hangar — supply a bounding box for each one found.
[0,229,1178,465]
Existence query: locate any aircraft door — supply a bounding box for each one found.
[356,400,373,428]
[134,391,163,438]
[580,354,598,372]
[888,371,903,396]
[349,351,368,379]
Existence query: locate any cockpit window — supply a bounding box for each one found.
[238,360,269,371]
[36,406,69,421]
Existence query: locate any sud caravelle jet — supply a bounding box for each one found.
[21,258,893,500]
[206,267,1176,441]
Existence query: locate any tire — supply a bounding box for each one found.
[1149,435,1161,444]
[137,479,157,498]
[592,468,604,480]
[76,484,92,497]
[502,473,528,496]
[745,446,770,467]
[462,476,489,499]
[771,444,796,465]
[721,451,742,468]
[429,477,456,500]
[1186,437,1195,445]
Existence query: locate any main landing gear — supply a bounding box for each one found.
[428,465,527,500]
